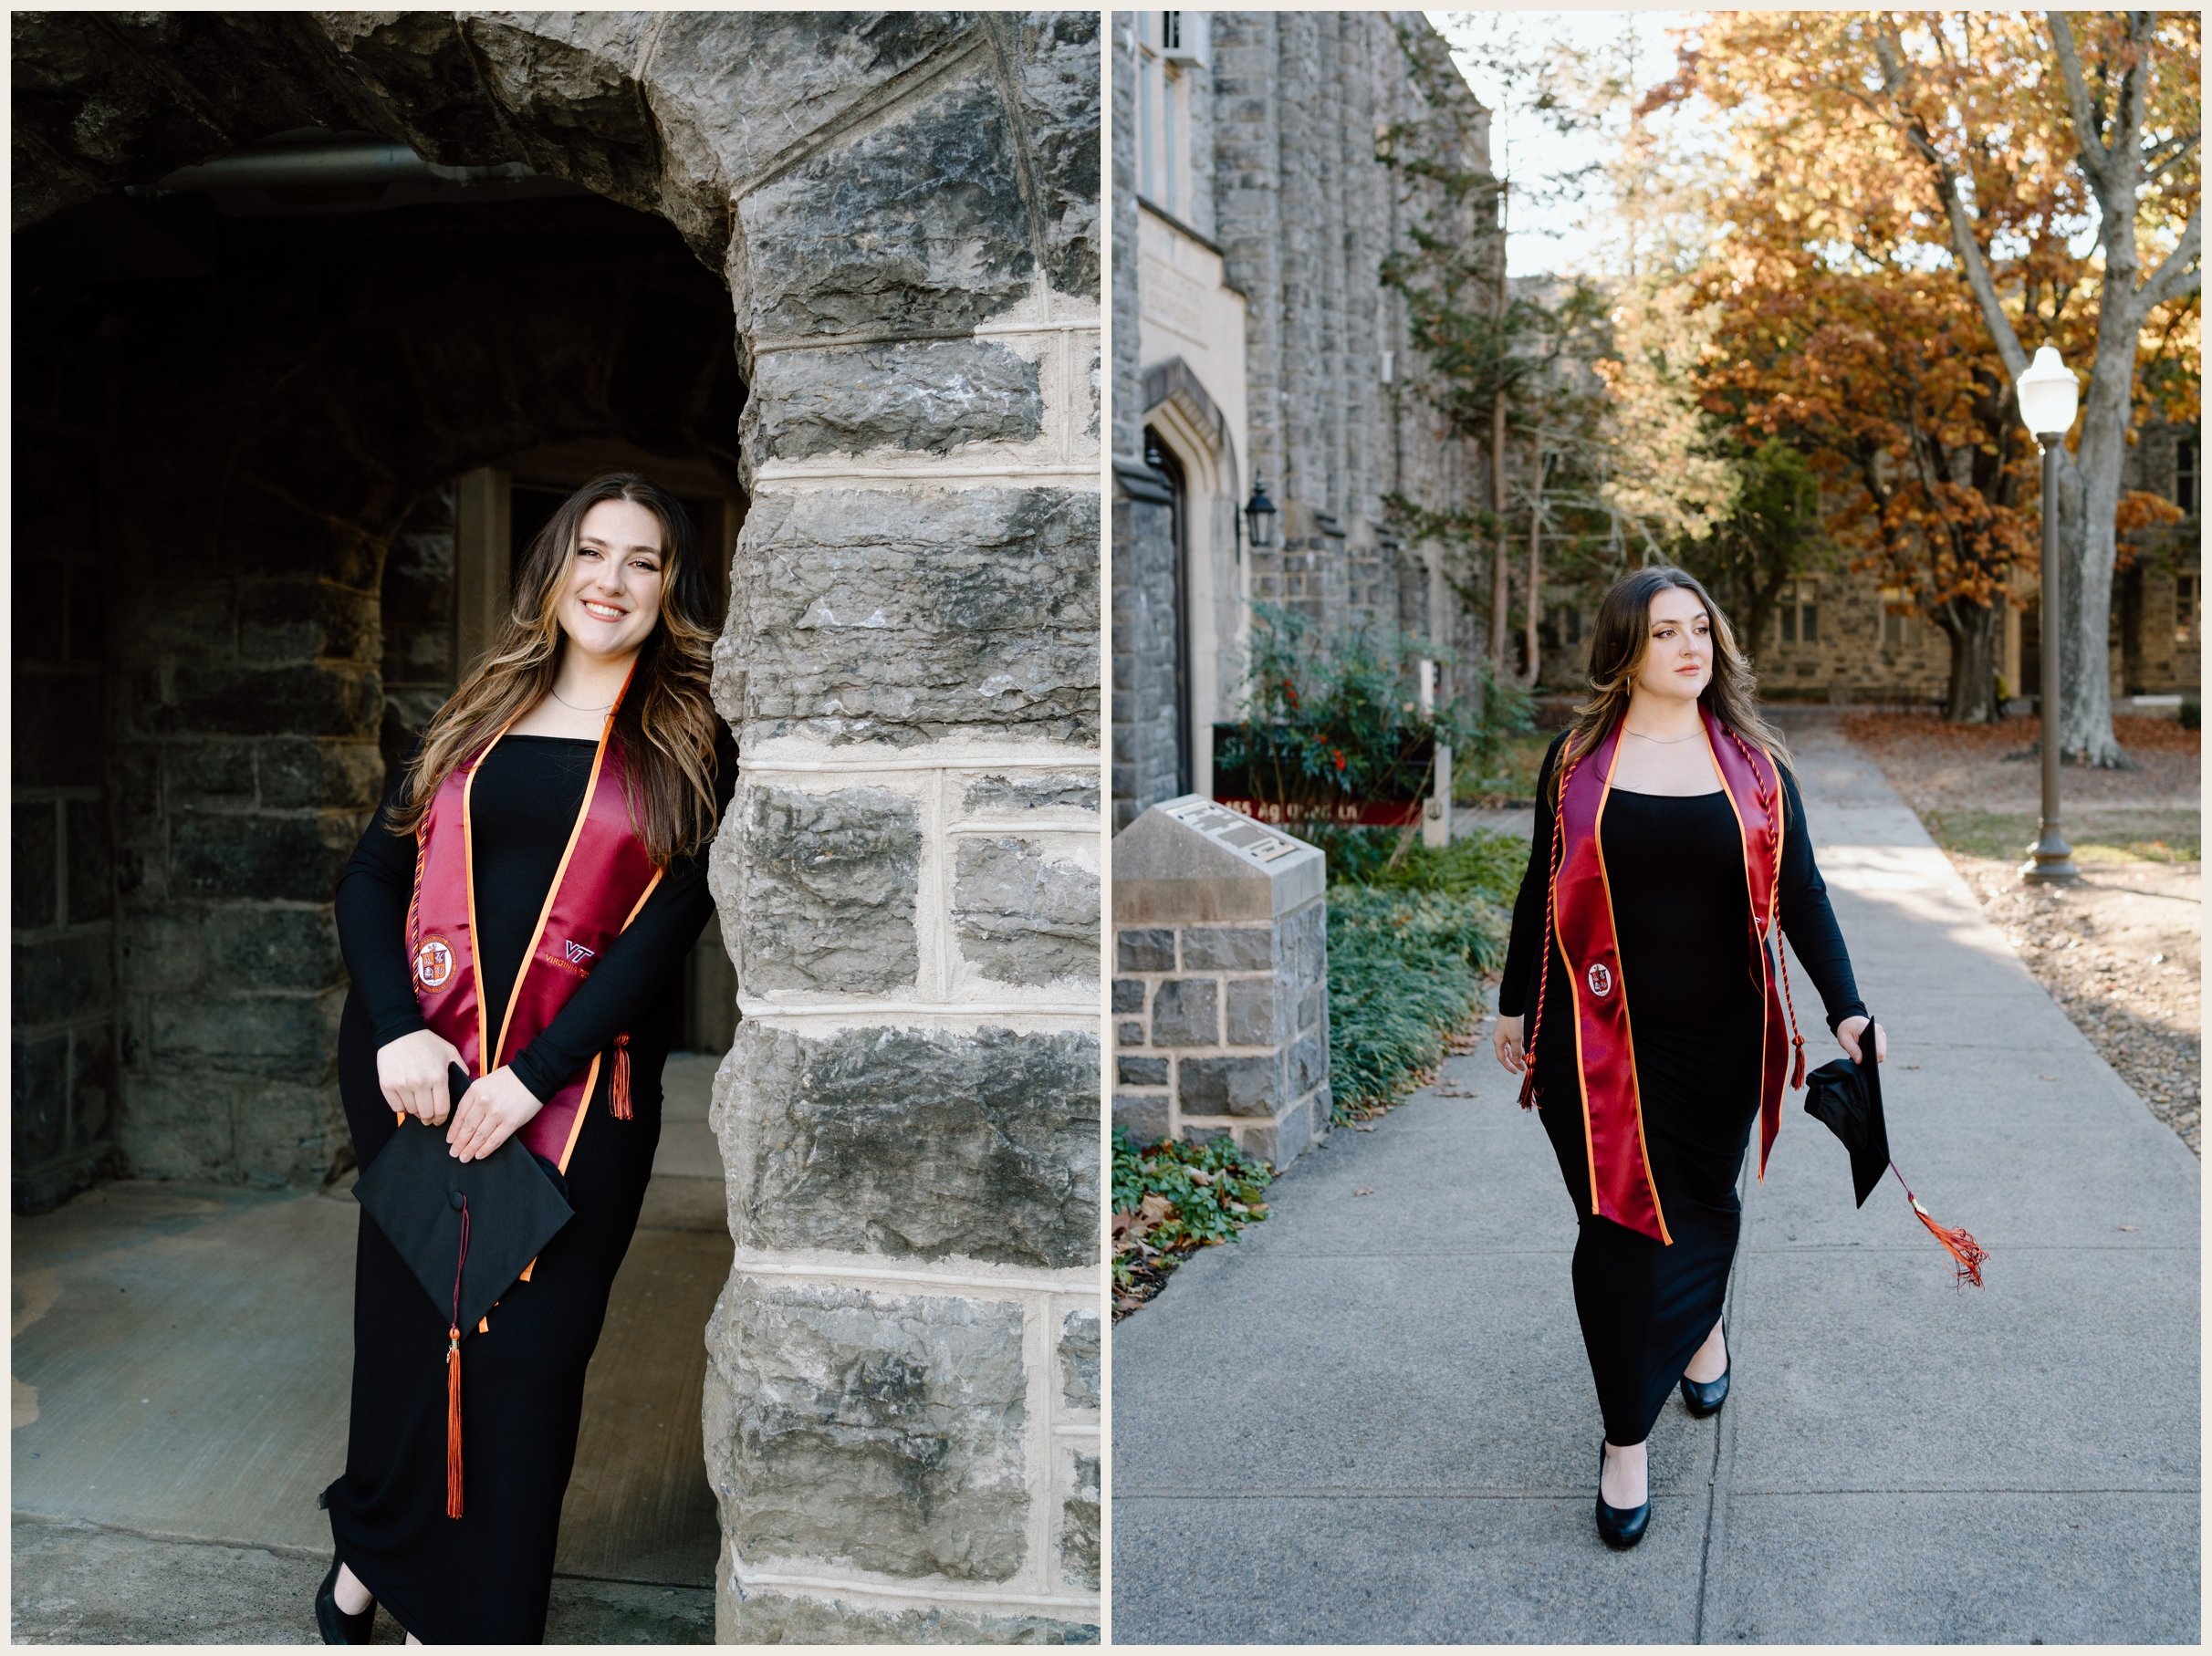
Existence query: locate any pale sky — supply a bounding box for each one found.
[1428,10,1690,279]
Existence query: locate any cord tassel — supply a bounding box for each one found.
[1790,1035,1807,1090]
[445,1198,471,1519]
[445,1328,464,1518]
[1890,1164,1988,1287]
[610,1032,633,1120]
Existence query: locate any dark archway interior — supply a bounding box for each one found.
[13,169,743,1208]
[13,151,745,1599]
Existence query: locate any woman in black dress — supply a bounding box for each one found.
[1491,568,1883,1549]
[315,473,733,1642]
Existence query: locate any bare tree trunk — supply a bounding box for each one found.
[2055,319,2134,766]
[1520,433,1543,687]
[1936,594,2003,723]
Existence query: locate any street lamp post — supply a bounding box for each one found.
[2016,344,2081,884]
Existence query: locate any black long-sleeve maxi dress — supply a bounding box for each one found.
[1497,728,1865,1448]
[322,733,732,1643]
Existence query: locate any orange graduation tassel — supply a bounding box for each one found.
[610,1031,633,1120]
[444,1326,464,1518]
[1906,1190,1989,1288]
[444,1196,471,1518]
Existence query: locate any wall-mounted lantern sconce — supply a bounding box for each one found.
[1246,479,1278,552]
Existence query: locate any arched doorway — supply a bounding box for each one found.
[12,12,1101,1642]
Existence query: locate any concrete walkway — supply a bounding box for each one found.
[1111,717,2199,1643]
[11,1054,731,1644]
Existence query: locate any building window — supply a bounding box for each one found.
[1779,579,1819,647]
[1878,586,1913,648]
[1161,11,1182,51]
[1135,11,1201,218]
[2177,573,2199,646]
[2177,439,2199,516]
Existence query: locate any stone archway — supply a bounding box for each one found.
[14,11,1101,1641]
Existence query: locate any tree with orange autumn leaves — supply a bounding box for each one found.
[1643,12,2197,745]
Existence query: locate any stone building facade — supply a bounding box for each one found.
[1111,10,1497,830]
[14,12,1099,1641]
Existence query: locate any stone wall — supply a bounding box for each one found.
[16,11,1101,1640]
[1110,11,1496,831]
[1112,798,1330,1167]
[698,15,1104,1640]
[13,353,119,1211]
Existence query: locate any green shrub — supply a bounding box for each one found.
[1111,1127,1274,1304]
[1325,845,1514,1119]
[2181,696,2199,732]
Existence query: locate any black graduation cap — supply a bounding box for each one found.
[1800,1019,1988,1286]
[352,1062,574,1515]
[1802,1027,1892,1208]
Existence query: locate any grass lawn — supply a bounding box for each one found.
[1921,807,2200,865]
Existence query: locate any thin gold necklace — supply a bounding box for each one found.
[1622,726,1700,744]
[549,683,618,713]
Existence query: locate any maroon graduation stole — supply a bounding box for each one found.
[1518,703,1810,1244]
[405,683,663,1172]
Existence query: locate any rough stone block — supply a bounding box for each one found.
[1060,1452,1101,1591]
[1117,1056,1166,1087]
[963,771,1100,816]
[1112,1091,1171,1144]
[119,578,235,654]
[165,741,257,807]
[1225,978,1276,1047]
[1006,10,1101,298]
[68,1028,115,1151]
[726,784,920,995]
[258,738,386,811]
[1116,1020,1143,1047]
[704,1280,1029,1581]
[1182,924,1271,971]
[234,1081,345,1187]
[1058,1308,1100,1411]
[141,663,380,740]
[238,578,377,664]
[171,810,358,904]
[731,1590,1095,1645]
[14,803,57,931]
[1289,1029,1329,1096]
[13,1034,68,1165]
[1116,928,1174,972]
[736,73,1033,340]
[115,1073,233,1181]
[11,932,113,1031]
[120,911,211,995]
[64,800,112,924]
[204,906,344,992]
[1150,979,1217,1047]
[954,836,1098,987]
[1111,977,1144,1014]
[1178,1055,1278,1118]
[748,338,1043,460]
[14,674,104,789]
[722,1022,1098,1268]
[648,10,975,197]
[725,487,1099,748]
[150,991,339,1071]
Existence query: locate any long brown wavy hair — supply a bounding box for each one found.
[389,472,725,867]
[1554,567,1795,799]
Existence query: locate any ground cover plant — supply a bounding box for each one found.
[1322,830,1519,1120]
[1111,1128,1273,1318]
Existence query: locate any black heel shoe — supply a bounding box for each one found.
[1680,1356,1731,1418]
[315,1557,374,1645]
[1594,1441,1651,1549]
